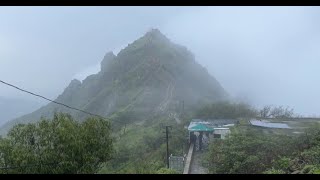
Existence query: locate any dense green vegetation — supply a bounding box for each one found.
[0,101,319,174]
[0,112,187,174]
[1,29,318,174]
[0,113,113,174]
[193,102,320,174]
[98,115,188,174]
[206,125,320,174]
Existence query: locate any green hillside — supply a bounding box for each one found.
[0,29,228,135]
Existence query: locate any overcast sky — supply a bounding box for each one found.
[0,6,319,117]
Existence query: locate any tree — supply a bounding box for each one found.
[206,127,298,174]
[195,101,257,119]
[207,125,320,174]
[259,105,295,118]
[260,105,272,118]
[0,113,113,174]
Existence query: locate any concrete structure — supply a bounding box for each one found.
[212,127,231,139]
[191,119,239,127]
[249,119,291,129]
[183,143,194,174]
[187,119,237,150]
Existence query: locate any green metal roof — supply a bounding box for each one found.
[188,123,214,132]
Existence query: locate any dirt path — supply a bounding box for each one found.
[160,82,174,112]
[156,81,174,113]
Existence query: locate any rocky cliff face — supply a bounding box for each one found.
[0,29,228,135]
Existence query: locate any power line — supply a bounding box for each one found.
[0,80,173,148]
[0,79,133,125]
[0,79,155,128]
[0,79,187,173]
[0,59,162,127]
[0,80,107,119]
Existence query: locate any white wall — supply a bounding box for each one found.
[213,129,230,139]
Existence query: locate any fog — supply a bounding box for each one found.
[0,6,319,119]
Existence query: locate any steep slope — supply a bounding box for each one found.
[0,97,43,126]
[0,29,228,135]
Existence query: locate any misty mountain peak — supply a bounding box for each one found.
[2,29,228,134]
[116,29,170,58]
[145,28,163,37]
[101,51,116,72]
[67,79,81,90]
[143,28,169,44]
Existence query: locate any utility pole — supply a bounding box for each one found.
[165,125,172,168]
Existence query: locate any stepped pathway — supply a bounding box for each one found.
[157,82,174,113]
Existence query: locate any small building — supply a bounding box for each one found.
[187,119,237,150]
[188,122,214,150]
